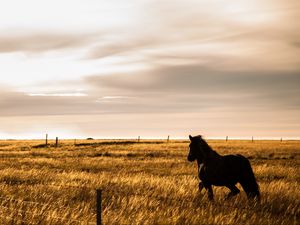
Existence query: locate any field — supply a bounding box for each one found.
[0,139,299,225]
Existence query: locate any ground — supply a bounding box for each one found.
[0,139,299,224]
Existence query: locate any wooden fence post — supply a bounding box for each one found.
[167,135,170,142]
[97,189,102,225]
[55,137,58,147]
[226,136,228,142]
[251,136,254,142]
[46,134,48,146]
[138,136,140,142]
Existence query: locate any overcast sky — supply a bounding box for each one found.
[0,0,299,139]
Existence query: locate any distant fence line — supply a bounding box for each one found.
[41,135,288,146]
[43,135,174,147]
[0,135,293,142]
[44,135,177,146]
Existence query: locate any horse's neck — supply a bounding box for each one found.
[203,149,222,164]
[210,150,221,158]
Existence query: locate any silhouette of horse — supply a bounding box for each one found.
[188,135,260,201]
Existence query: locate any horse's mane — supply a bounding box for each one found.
[190,135,221,159]
[198,137,221,159]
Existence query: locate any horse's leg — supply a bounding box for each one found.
[198,163,204,193]
[205,185,213,201]
[225,185,240,200]
[198,182,204,192]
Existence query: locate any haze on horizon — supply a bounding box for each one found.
[0,0,300,139]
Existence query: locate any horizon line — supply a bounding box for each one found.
[1,136,300,141]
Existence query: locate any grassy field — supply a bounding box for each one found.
[0,139,299,225]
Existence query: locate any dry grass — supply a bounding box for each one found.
[0,139,299,224]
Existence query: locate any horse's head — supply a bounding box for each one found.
[187,135,204,162]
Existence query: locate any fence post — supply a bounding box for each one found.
[138,136,140,142]
[55,137,58,147]
[167,135,170,142]
[97,189,102,225]
[251,136,254,142]
[46,134,48,146]
[226,136,228,142]
[74,139,76,145]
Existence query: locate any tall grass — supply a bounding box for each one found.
[0,139,299,224]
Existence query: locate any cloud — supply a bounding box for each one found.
[0,31,96,53]
[0,0,300,138]
[27,92,87,97]
[2,0,299,72]
[2,62,298,121]
[82,0,300,72]
[86,37,158,59]
[85,64,300,112]
[86,65,300,93]
[0,87,94,116]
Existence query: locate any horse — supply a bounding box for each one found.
[187,135,260,201]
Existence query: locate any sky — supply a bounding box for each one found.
[0,0,299,139]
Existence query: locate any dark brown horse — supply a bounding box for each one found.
[188,135,260,201]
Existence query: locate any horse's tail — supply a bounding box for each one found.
[239,157,260,200]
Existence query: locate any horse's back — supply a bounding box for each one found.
[223,154,247,160]
[222,154,250,171]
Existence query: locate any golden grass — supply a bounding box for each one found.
[0,139,299,224]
